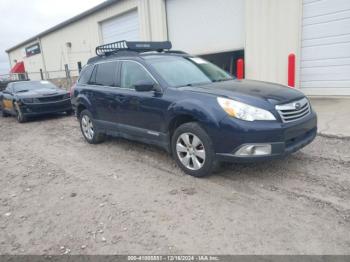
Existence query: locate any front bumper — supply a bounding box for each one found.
[213,110,317,163]
[20,99,72,116]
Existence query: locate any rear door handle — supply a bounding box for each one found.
[115,94,128,103]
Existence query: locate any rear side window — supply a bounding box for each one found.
[78,65,94,85]
[90,62,118,86]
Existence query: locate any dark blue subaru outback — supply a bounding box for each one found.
[71,41,317,177]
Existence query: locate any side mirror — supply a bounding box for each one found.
[134,80,155,92]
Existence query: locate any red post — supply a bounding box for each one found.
[236,58,244,80]
[288,53,295,88]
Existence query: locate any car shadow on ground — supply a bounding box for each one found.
[15,113,73,123]
[102,133,299,179]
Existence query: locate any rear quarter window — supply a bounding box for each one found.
[78,65,94,85]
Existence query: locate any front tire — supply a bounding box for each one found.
[171,122,218,177]
[15,102,26,123]
[79,109,105,144]
[2,107,9,117]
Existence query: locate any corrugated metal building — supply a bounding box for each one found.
[6,0,350,95]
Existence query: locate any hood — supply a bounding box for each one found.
[181,79,305,107]
[16,88,67,98]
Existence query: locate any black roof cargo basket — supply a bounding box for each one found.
[95,40,172,56]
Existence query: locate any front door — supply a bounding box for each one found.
[116,60,167,138]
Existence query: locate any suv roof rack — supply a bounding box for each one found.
[95,40,172,56]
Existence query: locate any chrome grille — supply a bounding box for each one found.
[275,98,311,123]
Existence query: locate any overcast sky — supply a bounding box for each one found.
[0,0,105,75]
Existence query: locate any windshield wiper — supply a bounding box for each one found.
[212,78,233,83]
[15,90,29,93]
[176,82,210,88]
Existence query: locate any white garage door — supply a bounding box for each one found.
[101,10,140,44]
[301,0,350,89]
[166,0,245,55]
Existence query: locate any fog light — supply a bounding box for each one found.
[235,144,272,156]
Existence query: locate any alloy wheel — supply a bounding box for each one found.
[81,114,94,140]
[15,103,24,122]
[176,132,206,170]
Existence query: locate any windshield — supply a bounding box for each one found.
[146,56,233,87]
[13,81,57,93]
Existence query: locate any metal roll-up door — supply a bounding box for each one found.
[165,0,245,55]
[301,0,350,89]
[101,10,140,44]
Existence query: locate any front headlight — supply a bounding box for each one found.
[217,97,276,121]
[63,93,70,99]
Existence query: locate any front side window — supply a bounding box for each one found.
[146,56,233,87]
[90,62,117,86]
[120,61,155,89]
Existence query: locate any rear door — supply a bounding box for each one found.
[87,61,120,125]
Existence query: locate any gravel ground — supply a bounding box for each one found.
[0,114,350,255]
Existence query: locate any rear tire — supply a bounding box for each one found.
[79,109,105,144]
[171,122,219,177]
